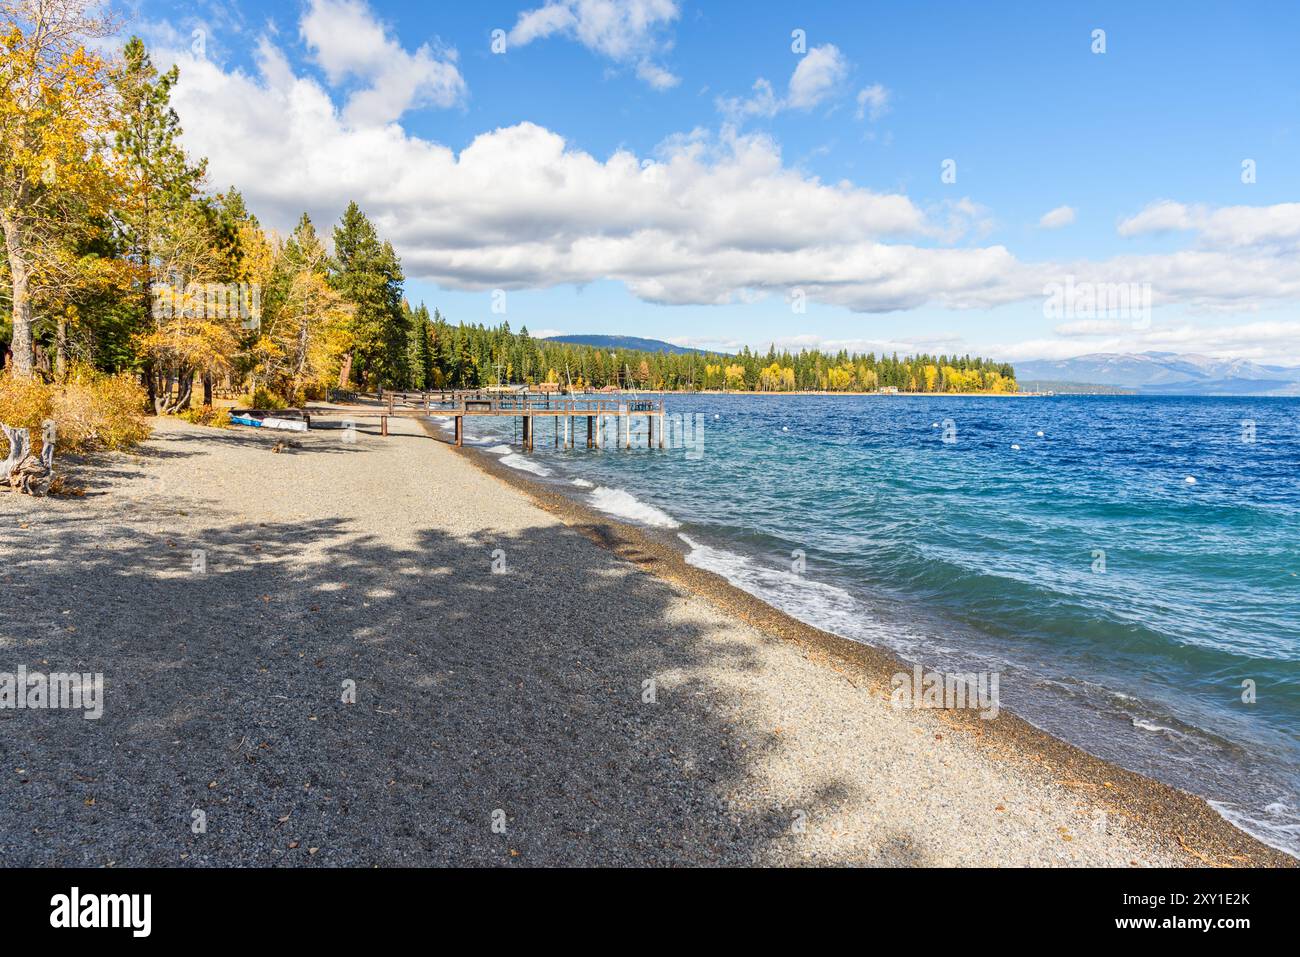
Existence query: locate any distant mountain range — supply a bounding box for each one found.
[1017,380,1137,395]
[1014,352,1300,396]
[542,334,716,356]
[542,341,1300,395]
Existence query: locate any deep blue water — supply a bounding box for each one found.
[446,394,1300,855]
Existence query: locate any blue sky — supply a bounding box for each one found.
[127,0,1300,363]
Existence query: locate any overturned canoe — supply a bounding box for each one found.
[230,409,312,432]
[261,417,309,432]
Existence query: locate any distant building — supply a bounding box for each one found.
[534,382,562,394]
[880,386,899,394]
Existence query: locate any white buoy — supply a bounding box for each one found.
[1185,476,1197,485]
[1011,444,1021,451]
[931,422,939,428]
[714,414,720,420]
[782,426,789,432]
[1036,430,1044,437]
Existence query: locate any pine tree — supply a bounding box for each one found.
[417,303,432,387]
[111,36,207,402]
[405,300,431,390]
[330,202,407,389]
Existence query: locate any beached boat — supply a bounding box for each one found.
[229,409,311,432]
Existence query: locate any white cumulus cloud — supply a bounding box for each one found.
[720,44,849,120]
[299,0,464,126]
[146,18,1300,332]
[508,0,680,90]
[1119,200,1300,248]
[786,44,849,109]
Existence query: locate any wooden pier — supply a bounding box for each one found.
[307,390,668,451]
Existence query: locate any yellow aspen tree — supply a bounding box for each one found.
[0,0,116,377]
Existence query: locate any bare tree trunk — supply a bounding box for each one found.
[138,218,157,407]
[2,214,35,378]
[1,423,25,482]
[202,373,212,406]
[338,353,353,390]
[289,317,311,405]
[55,317,68,381]
[153,368,193,415]
[154,369,173,415]
[1,421,55,495]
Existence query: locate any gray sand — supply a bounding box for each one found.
[0,415,1194,865]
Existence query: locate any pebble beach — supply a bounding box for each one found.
[0,414,1288,867]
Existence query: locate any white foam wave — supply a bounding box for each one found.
[1208,799,1300,859]
[1132,717,1176,734]
[676,533,910,652]
[484,444,552,476]
[587,486,679,528]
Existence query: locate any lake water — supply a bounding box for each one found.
[444,393,1300,856]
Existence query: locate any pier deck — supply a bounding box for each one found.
[308,391,667,450]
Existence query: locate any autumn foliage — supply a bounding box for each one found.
[0,364,147,451]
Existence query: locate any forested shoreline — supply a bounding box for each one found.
[410,319,1018,394]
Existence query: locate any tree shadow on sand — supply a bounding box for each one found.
[0,490,914,866]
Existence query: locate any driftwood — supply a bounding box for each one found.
[1,420,55,495]
[0,423,24,480]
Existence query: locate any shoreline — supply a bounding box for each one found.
[685,390,1039,397]
[6,412,1290,866]
[427,420,1294,867]
[537,389,1040,398]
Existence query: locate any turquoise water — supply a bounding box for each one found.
[447,394,1300,855]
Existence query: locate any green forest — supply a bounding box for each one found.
[410,316,1019,394]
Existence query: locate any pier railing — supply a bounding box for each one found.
[458,395,661,414]
[310,389,667,448]
[360,388,663,416]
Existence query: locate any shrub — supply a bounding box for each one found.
[0,372,56,434]
[239,387,288,411]
[178,404,232,428]
[52,367,151,451]
[0,366,149,454]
